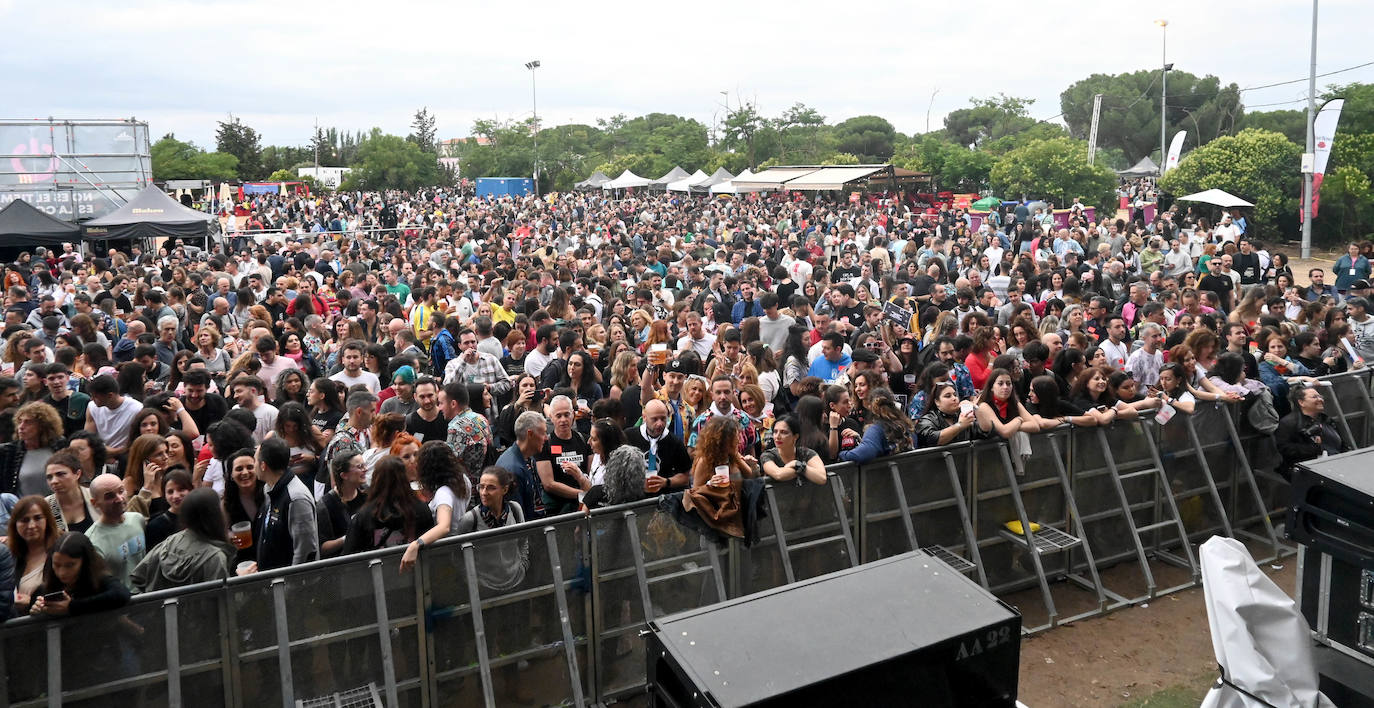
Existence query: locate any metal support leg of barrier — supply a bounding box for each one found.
[270,579,294,708]
[887,461,920,553]
[942,452,988,589]
[462,544,497,708]
[368,560,401,708]
[623,510,656,621]
[1045,434,1112,619]
[46,623,60,708]
[1354,372,1374,444]
[996,444,1059,633]
[1139,424,1201,589]
[1093,427,1157,601]
[0,626,8,708]
[1183,414,1234,539]
[704,534,728,602]
[221,583,242,708]
[543,527,588,708]
[1219,408,1287,563]
[764,486,797,585]
[164,599,182,708]
[415,548,434,708]
[829,475,860,568]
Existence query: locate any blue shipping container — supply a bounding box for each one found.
[475,178,534,198]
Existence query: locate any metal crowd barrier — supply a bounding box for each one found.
[4,369,1371,706]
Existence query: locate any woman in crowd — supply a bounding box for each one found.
[399,441,471,572]
[1025,374,1104,429]
[132,487,233,592]
[455,467,528,593]
[1256,332,1320,416]
[840,388,917,463]
[317,450,367,559]
[582,446,648,510]
[761,415,828,485]
[6,495,59,614]
[361,413,407,480]
[496,374,543,448]
[975,368,1040,439]
[223,448,265,566]
[343,456,433,554]
[124,433,171,518]
[272,402,323,487]
[915,382,978,448]
[0,402,66,497]
[29,532,130,616]
[587,419,624,487]
[273,369,311,408]
[144,468,194,550]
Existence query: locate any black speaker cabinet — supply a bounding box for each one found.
[645,550,1021,708]
[1299,546,1374,670]
[1290,448,1374,567]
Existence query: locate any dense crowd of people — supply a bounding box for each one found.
[0,184,1369,622]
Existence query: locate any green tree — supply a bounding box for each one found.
[151,134,238,180]
[408,107,438,153]
[215,115,263,179]
[1060,70,1243,162]
[720,103,778,169]
[892,136,994,192]
[1158,128,1301,236]
[260,144,312,177]
[831,116,896,163]
[1241,110,1305,145]
[267,168,296,182]
[340,128,441,192]
[821,152,860,165]
[1321,82,1374,137]
[943,95,1039,148]
[990,137,1116,211]
[1314,166,1374,242]
[773,103,836,164]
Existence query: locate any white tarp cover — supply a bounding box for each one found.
[731,167,819,190]
[1176,189,1255,209]
[1198,536,1335,708]
[667,169,709,193]
[573,171,611,190]
[1117,156,1160,177]
[602,170,652,190]
[652,166,691,186]
[696,166,735,191]
[710,170,767,194]
[782,166,887,191]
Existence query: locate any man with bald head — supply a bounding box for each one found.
[85,473,147,590]
[624,399,692,494]
[113,319,146,363]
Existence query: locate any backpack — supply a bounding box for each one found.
[1242,387,1280,435]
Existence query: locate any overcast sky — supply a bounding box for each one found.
[2,0,1371,151]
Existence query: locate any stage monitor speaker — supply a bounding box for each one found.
[1299,546,1374,670]
[1289,449,1374,567]
[646,550,1020,708]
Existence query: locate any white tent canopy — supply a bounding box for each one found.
[732,167,819,190]
[695,167,734,192]
[1176,189,1254,208]
[710,169,766,194]
[667,169,708,193]
[651,166,691,188]
[783,165,888,191]
[573,171,611,190]
[1117,156,1160,177]
[602,170,652,190]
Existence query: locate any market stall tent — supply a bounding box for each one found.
[710,170,765,194]
[602,170,652,190]
[1117,157,1160,177]
[651,166,691,189]
[84,184,214,245]
[573,172,611,190]
[695,167,734,192]
[1175,189,1254,208]
[667,169,709,193]
[0,199,82,246]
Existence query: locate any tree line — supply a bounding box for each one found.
[149,73,1374,244]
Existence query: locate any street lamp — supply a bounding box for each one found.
[1155,20,1168,170]
[525,60,540,196]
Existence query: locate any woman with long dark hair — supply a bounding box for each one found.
[839,388,917,463]
[132,487,233,591]
[779,325,812,402]
[343,456,433,554]
[1025,374,1103,429]
[7,494,59,613]
[761,415,828,485]
[222,447,265,566]
[318,449,367,558]
[29,532,130,616]
[975,368,1040,440]
[915,382,977,448]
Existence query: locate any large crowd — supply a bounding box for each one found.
[0,185,1370,624]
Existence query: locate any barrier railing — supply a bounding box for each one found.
[5,368,1370,706]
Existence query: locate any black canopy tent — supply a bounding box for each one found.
[0,199,82,247]
[83,184,214,248]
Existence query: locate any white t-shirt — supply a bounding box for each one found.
[91,396,144,451]
[235,402,279,442]
[330,369,381,394]
[429,484,469,535]
[524,348,555,378]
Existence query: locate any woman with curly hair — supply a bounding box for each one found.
[399,440,472,572]
[682,416,757,538]
[272,368,310,409]
[0,401,66,496]
[839,388,917,463]
[582,446,647,510]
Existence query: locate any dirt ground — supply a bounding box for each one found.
[1013,550,1297,707]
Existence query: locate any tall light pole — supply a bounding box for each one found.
[1301,1,1318,259]
[1155,20,1169,168]
[525,60,540,196]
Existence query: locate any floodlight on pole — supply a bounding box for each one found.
[1155,20,1169,171]
[526,60,541,196]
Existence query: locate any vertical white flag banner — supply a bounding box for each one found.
[1164,130,1187,172]
[1311,98,1345,219]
